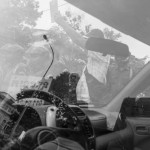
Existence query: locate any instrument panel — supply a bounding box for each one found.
[0,90,96,150]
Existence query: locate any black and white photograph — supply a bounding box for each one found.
[0,0,150,149]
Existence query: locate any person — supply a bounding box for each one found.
[47,26,86,78]
[0,44,25,92]
[102,56,133,104]
[53,12,131,105]
[15,28,85,93]
[16,45,51,77]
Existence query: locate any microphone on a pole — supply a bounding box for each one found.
[42,34,54,78]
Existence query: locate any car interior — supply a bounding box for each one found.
[2,65,150,150]
[1,0,150,150]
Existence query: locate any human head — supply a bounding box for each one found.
[25,46,51,70]
[86,29,104,39]
[0,44,24,65]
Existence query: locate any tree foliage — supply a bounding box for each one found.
[50,71,80,104]
[0,0,42,29]
[103,28,121,41]
[63,10,92,35]
[63,10,122,40]
[50,71,70,101]
[0,0,42,47]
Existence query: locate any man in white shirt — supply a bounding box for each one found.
[54,12,130,105]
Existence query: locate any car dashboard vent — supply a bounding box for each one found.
[71,107,85,117]
[70,106,95,150]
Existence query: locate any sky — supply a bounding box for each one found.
[36,0,150,59]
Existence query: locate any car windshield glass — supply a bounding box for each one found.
[0,0,149,108]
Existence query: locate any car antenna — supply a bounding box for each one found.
[42,34,54,78]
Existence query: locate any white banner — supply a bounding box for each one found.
[16,98,44,106]
[7,75,53,98]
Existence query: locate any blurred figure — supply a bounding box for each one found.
[7,45,53,95]
[46,26,86,78]
[102,56,132,104]
[0,44,24,91]
[54,13,111,104]
[54,12,130,105]
[19,45,51,77]
[14,28,85,96]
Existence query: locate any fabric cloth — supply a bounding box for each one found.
[76,66,90,102]
[76,51,110,103]
[87,50,110,84]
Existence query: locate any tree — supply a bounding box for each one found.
[63,10,92,35]
[0,0,42,29]
[63,10,122,40]
[103,28,121,41]
[50,71,70,103]
[50,71,80,104]
[0,0,42,47]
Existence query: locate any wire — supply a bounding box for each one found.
[42,35,54,78]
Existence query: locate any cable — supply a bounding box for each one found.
[10,35,55,138]
[42,34,54,78]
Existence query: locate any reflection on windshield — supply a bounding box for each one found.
[0,0,148,108]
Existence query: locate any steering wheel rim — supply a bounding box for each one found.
[20,127,57,149]
[17,89,88,150]
[17,89,81,129]
[20,126,86,150]
[37,129,57,145]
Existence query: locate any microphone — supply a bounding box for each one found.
[43,34,49,42]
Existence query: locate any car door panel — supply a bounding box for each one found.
[96,122,133,150]
[127,117,150,150]
[120,97,150,150]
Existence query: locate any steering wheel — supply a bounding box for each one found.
[16,89,89,150]
[18,126,85,150]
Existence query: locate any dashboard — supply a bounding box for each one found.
[33,105,108,150]
[0,90,108,150]
[34,105,96,150]
[0,103,107,150]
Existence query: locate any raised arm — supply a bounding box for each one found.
[54,12,87,49]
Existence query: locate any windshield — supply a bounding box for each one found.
[0,0,150,108]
